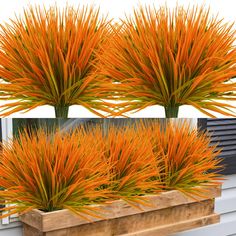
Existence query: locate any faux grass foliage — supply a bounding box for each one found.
[0,121,222,219]
[101,125,161,205]
[0,5,111,118]
[0,128,111,219]
[100,5,236,117]
[139,120,223,196]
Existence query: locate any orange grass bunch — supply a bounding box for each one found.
[139,120,223,195]
[100,5,236,117]
[101,124,161,205]
[0,128,111,219]
[0,5,112,118]
[0,120,222,219]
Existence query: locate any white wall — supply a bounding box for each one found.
[0,225,22,236]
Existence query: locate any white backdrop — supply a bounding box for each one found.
[0,0,236,118]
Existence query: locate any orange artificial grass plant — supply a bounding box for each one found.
[139,120,223,195]
[101,124,161,204]
[100,5,236,117]
[0,128,111,219]
[0,5,112,118]
[0,120,222,219]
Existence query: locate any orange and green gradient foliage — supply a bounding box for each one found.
[100,124,161,205]
[100,5,236,118]
[0,5,112,118]
[0,128,112,220]
[138,120,223,196]
[0,120,222,219]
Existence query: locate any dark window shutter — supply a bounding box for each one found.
[198,118,236,175]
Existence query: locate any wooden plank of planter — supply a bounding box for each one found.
[20,185,221,236]
[20,185,221,233]
[121,214,220,236]
[21,200,219,236]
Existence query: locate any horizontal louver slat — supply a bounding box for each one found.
[210,140,236,147]
[206,118,236,122]
[215,145,236,151]
[210,135,236,141]
[209,130,236,136]
[207,120,236,126]
[207,125,236,131]
[219,150,236,157]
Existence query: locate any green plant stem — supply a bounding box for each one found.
[164,105,179,118]
[54,105,69,118]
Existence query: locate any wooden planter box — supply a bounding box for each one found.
[20,185,221,236]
